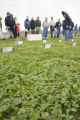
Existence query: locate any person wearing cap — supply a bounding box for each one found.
[50,17,56,38]
[35,17,41,34]
[24,16,30,37]
[42,17,49,38]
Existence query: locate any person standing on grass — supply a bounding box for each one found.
[74,24,78,37]
[10,14,17,38]
[0,17,4,39]
[56,19,61,38]
[69,20,74,39]
[42,17,49,38]
[30,17,36,34]
[16,23,20,37]
[35,17,41,34]
[24,16,30,37]
[5,12,16,38]
[63,14,71,41]
[78,26,80,37]
[62,20,65,36]
[50,17,56,38]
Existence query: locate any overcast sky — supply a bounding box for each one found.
[0,0,80,31]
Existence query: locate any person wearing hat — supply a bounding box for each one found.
[62,12,71,41]
[50,17,56,38]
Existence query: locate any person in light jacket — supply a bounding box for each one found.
[42,17,49,38]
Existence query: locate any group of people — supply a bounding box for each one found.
[24,16,61,38]
[5,12,20,38]
[24,16,79,41]
[24,16,41,37]
[0,11,80,41]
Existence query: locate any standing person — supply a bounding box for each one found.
[62,13,71,41]
[50,17,56,38]
[69,20,74,39]
[5,12,16,38]
[74,24,78,37]
[10,14,16,38]
[42,17,49,38]
[0,17,2,30]
[30,17,36,34]
[56,19,61,38]
[35,17,41,34]
[0,17,4,39]
[16,23,20,37]
[24,16,30,37]
[78,26,80,37]
[62,20,65,36]
[14,17,17,37]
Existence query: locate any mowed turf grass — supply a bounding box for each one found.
[0,36,80,120]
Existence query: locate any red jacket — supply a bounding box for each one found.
[17,23,20,34]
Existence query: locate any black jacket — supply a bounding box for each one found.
[70,21,74,30]
[30,20,35,30]
[56,22,61,28]
[5,16,15,28]
[5,16,12,27]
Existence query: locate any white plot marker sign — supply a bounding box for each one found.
[15,41,23,45]
[43,40,47,43]
[44,44,51,49]
[72,39,74,42]
[1,47,14,53]
[59,40,62,43]
[72,43,77,46]
[27,34,42,41]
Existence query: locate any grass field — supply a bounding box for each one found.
[0,36,80,120]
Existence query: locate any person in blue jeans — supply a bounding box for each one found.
[24,16,30,37]
[42,17,49,38]
[63,14,71,41]
[56,19,61,38]
[69,21,74,39]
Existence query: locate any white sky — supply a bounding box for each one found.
[0,0,80,31]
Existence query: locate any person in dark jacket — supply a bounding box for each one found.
[56,19,61,38]
[30,17,36,34]
[0,17,4,39]
[5,12,16,38]
[69,20,74,39]
[35,17,41,34]
[35,17,41,27]
[62,20,65,36]
[10,14,17,38]
[24,16,30,37]
[63,14,71,41]
[0,17,2,30]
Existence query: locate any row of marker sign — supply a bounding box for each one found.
[1,39,77,53]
